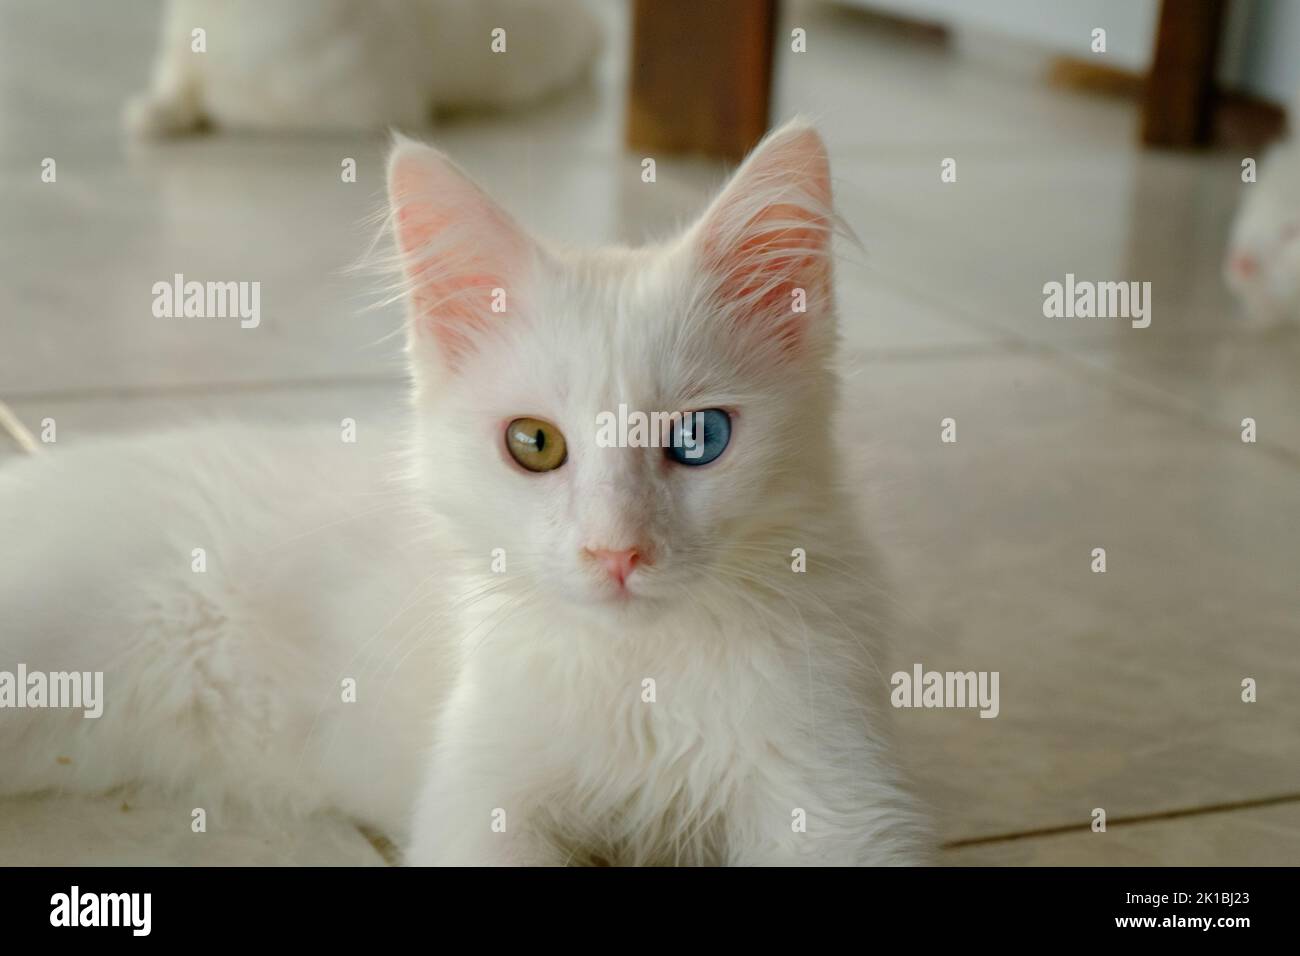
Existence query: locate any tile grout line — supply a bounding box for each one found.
[3,372,406,406]
[942,792,1300,849]
[1041,347,1300,470]
[842,341,1041,362]
[865,270,1300,471]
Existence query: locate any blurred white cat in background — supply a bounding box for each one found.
[1225,134,1300,325]
[126,0,602,136]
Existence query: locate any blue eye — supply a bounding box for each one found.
[667,409,731,466]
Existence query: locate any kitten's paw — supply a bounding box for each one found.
[123,91,204,139]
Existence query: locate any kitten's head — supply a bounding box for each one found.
[386,121,844,617]
[1225,142,1300,324]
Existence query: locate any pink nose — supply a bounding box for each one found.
[586,547,643,586]
[1231,253,1257,278]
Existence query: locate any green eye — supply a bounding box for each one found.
[505,417,567,472]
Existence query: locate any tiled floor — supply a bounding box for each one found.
[1,0,1297,864]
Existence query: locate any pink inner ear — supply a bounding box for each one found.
[395,201,500,360]
[697,125,834,351]
[389,149,529,366]
[706,202,831,351]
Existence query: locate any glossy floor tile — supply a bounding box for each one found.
[1072,329,1300,459]
[841,351,1300,841]
[0,794,386,865]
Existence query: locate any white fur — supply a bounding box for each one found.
[0,425,444,837]
[1225,140,1300,324]
[125,0,602,136]
[0,122,926,864]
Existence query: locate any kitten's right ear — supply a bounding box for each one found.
[387,137,534,366]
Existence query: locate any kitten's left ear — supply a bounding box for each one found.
[387,136,535,367]
[690,120,836,348]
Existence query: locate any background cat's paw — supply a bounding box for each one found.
[123,92,204,138]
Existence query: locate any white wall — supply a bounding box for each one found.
[1223,0,1300,105]
[845,0,1300,106]
[844,0,1159,70]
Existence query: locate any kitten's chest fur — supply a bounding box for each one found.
[535,795,730,867]
[453,581,875,865]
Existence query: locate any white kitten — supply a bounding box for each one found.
[0,122,926,864]
[1225,140,1300,324]
[126,0,602,136]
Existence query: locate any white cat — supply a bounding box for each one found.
[0,121,925,865]
[1225,139,1300,324]
[126,0,602,136]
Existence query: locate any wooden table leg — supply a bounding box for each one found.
[626,0,777,161]
[1141,0,1229,147]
